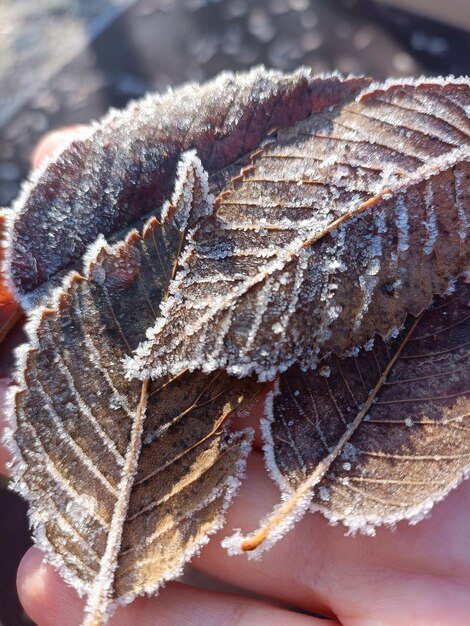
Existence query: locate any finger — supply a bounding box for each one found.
[193,452,470,625]
[31,126,91,170]
[18,547,334,626]
[195,452,334,616]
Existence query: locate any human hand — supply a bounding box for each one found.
[1,128,470,626]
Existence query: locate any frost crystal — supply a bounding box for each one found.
[394,195,410,254]
[423,181,438,255]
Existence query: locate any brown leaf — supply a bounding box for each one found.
[130,77,470,382]
[6,154,260,625]
[227,282,470,556]
[5,68,368,307]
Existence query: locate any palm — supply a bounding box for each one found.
[1,130,470,626]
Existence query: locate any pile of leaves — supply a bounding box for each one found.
[2,67,470,626]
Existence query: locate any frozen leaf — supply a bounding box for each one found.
[130,77,470,382]
[5,154,260,625]
[5,67,368,308]
[227,282,470,556]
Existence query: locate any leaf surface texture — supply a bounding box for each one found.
[6,68,367,306]
[131,78,470,381]
[228,282,470,555]
[7,156,259,625]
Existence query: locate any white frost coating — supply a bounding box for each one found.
[310,461,470,537]
[125,234,315,382]
[113,429,254,613]
[124,135,470,381]
[81,331,134,420]
[375,207,387,236]
[82,234,111,275]
[223,381,325,559]
[364,338,375,351]
[11,272,130,494]
[6,248,255,614]
[2,126,96,309]
[221,478,317,558]
[394,195,410,254]
[423,181,438,255]
[6,65,316,309]
[260,380,292,492]
[240,276,276,353]
[66,495,99,528]
[341,443,358,462]
[455,169,469,241]
[446,276,458,295]
[160,149,214,229]
[358,75,470,101]
[1,225,158,610]
[126,141,470,382]
[300,225,347,364]
[264,246,310,348]
[3,341,96,598]
[5,70,468,592]
[57,352,125,466]
[85,427,253,623]
[6,251,254,623]
[353,210,385,333]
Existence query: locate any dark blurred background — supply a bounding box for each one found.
[0,1,469,624]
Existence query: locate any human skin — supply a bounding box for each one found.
[1,128,470,626]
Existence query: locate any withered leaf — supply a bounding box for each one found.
[5,68,368,307]
[227,282,470,556]
[129,77,470,382]
[5,154,260,625]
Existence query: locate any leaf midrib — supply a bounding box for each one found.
[81,378,149,626]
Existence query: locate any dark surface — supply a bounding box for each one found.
[0,1,469,624]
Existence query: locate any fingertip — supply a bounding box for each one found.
[17,547,48,611]
[31,125,92,171]
[18,547,85,626]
